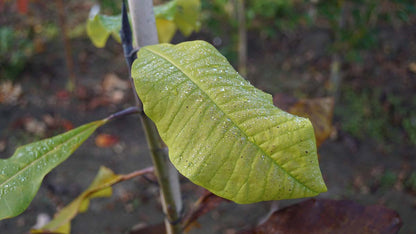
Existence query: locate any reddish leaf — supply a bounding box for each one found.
[16,0,29,14]
[87,96,112,110]
[95,133,119,148]
[240,198,402,234]
[56,90,71,100]
[42,115,74,131]
[183,190,229,231]
[274,94,334,147]
[61,120,74,131]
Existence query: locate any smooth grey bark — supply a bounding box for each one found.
[127,0,183,233]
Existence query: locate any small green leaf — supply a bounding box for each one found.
[132,41,327,204]
[174,0,201,36]
[154,0,201,36]
[154,0,177,21]
[86,14,121,48]
[153,0,201,42]
[154,0,178,43]
[31,166,120,234]
[156,18,177,44]
[0,120,107,220]
[86,0,200,46]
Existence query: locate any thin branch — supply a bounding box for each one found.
[106,106,141,121]
[57,0,76,91]
[120,166,154,181]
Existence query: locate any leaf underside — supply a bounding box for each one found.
[132,40,327,204]
[0,120,106,220]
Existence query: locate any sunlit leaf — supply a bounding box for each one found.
[154,0,177,21]
[86,14,121,48]
[155,18,177,43]
[99,15,122,42]
[239,198,402,233]
[174,0,201,36]
[132,40,327,204]
[0,120,107,220]
[86,0,200,47]
[154,0,201,37]
[31,166,120,234]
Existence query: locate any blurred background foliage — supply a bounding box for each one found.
[0,0,415,147]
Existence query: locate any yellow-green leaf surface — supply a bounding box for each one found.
[156,18,177,43]
[132,41,327,204]
[154,0,201,42]
[31,166,120,234]
[174,0,201,36]
[154,0,177,21]
[0,120,106,220]
[87,14,121,48]
[86,0,200,46]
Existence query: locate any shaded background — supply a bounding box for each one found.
[0,0,415,233]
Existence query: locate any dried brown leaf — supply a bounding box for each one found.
[95,133,119,148]
[183,190,229,231]
[0,81,22,105]
[240,198,402,234]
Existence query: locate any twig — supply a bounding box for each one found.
[106,106,141,121]
[56,0,76,91]
[120,166,154,181]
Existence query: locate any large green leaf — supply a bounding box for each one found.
[132,41,327,204]
[0,120,107,220]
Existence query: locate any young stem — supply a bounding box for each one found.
[106,106,140,121]
[56,0,76,91]
[126,1,183,233]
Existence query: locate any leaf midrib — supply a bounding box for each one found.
[0,123,99,191]
[144,46,318,194]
